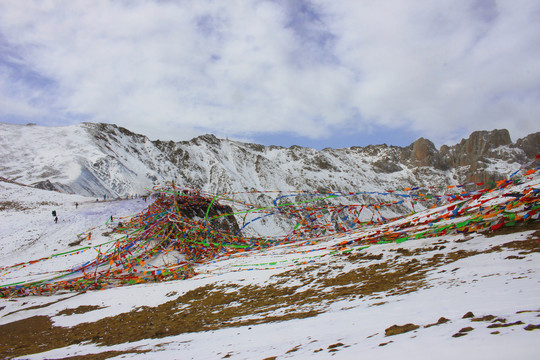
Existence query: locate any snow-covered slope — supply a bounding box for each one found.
[1,122,539,236]
[0,169,539,359]
[0,123,176,198]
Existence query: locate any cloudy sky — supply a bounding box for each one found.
[1,0,539,149]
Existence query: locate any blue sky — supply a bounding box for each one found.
[1,0,539,149]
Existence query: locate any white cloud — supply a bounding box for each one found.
[0,0,539,144]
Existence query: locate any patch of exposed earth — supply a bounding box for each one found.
[1,222,539,359]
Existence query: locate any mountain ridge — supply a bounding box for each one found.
[1,122,538,205]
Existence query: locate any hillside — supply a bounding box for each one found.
[1,122,538,198]
[2,122,539,237]
[0,165,539,359]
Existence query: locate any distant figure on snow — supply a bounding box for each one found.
[52,210,57,217]
[75,202,79,209]
[54,216,58,224]
[110,215,114,222]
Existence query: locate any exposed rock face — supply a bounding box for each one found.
[516,132,540,159]
[405,138,443,169]
[437,129,534,184]
[1,123,539,220]
[441,129,513,168]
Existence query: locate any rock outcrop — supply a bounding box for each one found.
[1,122,539,208]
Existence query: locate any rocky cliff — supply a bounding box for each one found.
[1,123,538,217]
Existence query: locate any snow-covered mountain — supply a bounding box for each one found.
[1,122,538,205]
[1,123,539,359]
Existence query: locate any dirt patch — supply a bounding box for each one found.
[3,293,81,317]
[347,252,383,261]
[59,349,151,360]
[394,246,446,257]
[68,239,84,247]
[0,201,30,212]
[285,345,301,353]
[0,316,56,358]
[425,317,450,328]
[516,309,540,314]
[452,326,474,337]
[471,315,496,322]
[57,305,107,316]
[505,255,526,260]
[524,324,540,331]
[385,323,419,336]
[462,311,475,319]
[484,219,540,237]
[488,236,540,255]
[487,321,524,328]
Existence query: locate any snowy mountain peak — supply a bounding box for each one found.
[0,123,538,203]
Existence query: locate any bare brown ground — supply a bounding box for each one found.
[2,293,82,317]
[1,219,538,359]
[385,323,419,336]
[57,305,107,316]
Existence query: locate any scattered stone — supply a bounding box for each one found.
[487,321,524,329]
[471,315,496,322]
[453,326,474,338]
[328,343,345,349]
[286,345,301,354]
[425,317,450,328]
[505,255,526,260]
[385,323,420,336]
[379,341,393,347]
[56,305,106,316]
[462,311,475,319]
[516,309,540,314]
[490,331,500,335]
